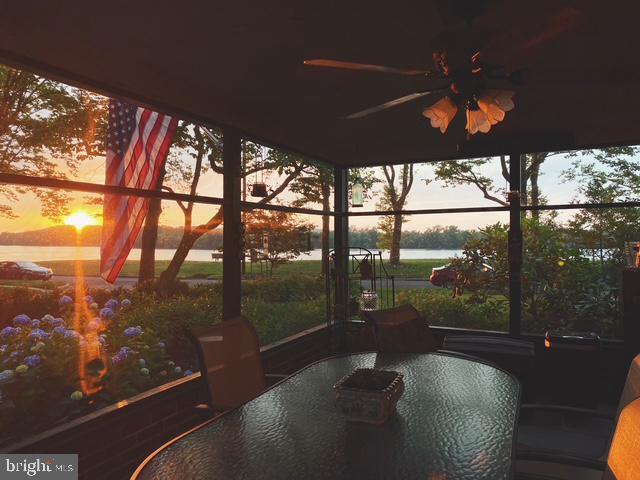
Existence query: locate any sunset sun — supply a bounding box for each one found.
[64,211,98,232]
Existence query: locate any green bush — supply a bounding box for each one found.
[396,289,508,332]
[241,275,325,303]
[0,288,60,329]
[0,275,327,445]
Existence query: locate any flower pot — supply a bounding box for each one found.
[333,368,404,424]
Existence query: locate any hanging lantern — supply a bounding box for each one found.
[360,290,378,311]
[251,146,269,197]
[251,182,268,197]
[351,177,364,208]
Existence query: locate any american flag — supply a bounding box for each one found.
[100,99,178,283]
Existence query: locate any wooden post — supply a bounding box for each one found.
[222,129,242,320]
[333,167,349,350]
[508,152,523,336]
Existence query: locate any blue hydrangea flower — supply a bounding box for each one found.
[59,295,73,306]
[31,319,40,328]
[1,327,19,339]
[24,354,40,367]
[123,326,143,338]
[51,318,65,328]
[12,314,31,326]
[121,299,132,308]
[0,369,14,384]
[183,370,193,377]
[42,314,55,324]
[52,326,66,336]
[111,346,132,365]
[63,330,80,340]
[99,307,114,320]
[0,345,7,355]
[84,295,94,304]
[29,329,49,341]
[104,299,119,311]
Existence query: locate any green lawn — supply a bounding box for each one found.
[36,258,449,279]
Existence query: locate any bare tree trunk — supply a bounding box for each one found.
[138,165,166,282]
[321,182,330,274]
[528,152,546,221]
[138,197,162,282]
[389,214,403,265]
[157,230,199,293]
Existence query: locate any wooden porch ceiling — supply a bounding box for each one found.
[0,1,639,166]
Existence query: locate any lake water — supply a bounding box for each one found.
[0,246,462,262]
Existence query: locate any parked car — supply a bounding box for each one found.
[0,261,53,280]
[429,262,492,288]
[429,264,458,287]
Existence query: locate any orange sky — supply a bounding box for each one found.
[1,151,586,234]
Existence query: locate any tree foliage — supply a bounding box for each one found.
[0,66,107,219]
[244,209,313,275]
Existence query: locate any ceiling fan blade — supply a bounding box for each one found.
[345,90,445,119]
[485,7,583,62]
[304,59,432,76]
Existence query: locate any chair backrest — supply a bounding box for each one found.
[614,354,640,423]
[361,304,437,353]
[188,316,265,411]
[604,397,640,479]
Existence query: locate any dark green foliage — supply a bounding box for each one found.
[396,289,508,331]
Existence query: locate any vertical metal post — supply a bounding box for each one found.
[333,167,349,350]
[222,129,242,320]
[508,152,523,336]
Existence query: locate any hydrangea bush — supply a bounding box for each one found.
[0,293,196,444]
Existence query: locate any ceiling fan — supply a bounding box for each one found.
[304,50,519,136]
[303,2,582,137]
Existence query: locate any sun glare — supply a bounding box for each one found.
[64,211,97,232]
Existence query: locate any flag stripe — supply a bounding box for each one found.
[100,100,178,283]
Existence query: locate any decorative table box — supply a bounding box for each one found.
[333,368,404,424]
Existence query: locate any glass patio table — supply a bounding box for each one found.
[133,352,520,480]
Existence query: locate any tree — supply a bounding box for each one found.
[434,148,639,221]
[155,130,309,293]
[289,164,378,273]
[244,210,313,275]
[565,147,640,263]
[434,153,554,220]
[377,164,414,264]
[0,66,106,219]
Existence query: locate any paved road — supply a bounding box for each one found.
[53,275,436,291]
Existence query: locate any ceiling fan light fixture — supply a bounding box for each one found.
[422,96,458,133]
[477,89,515,127]
[465,105,491,135]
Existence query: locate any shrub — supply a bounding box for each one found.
[0,274,327,445]
[396,289,508,332]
